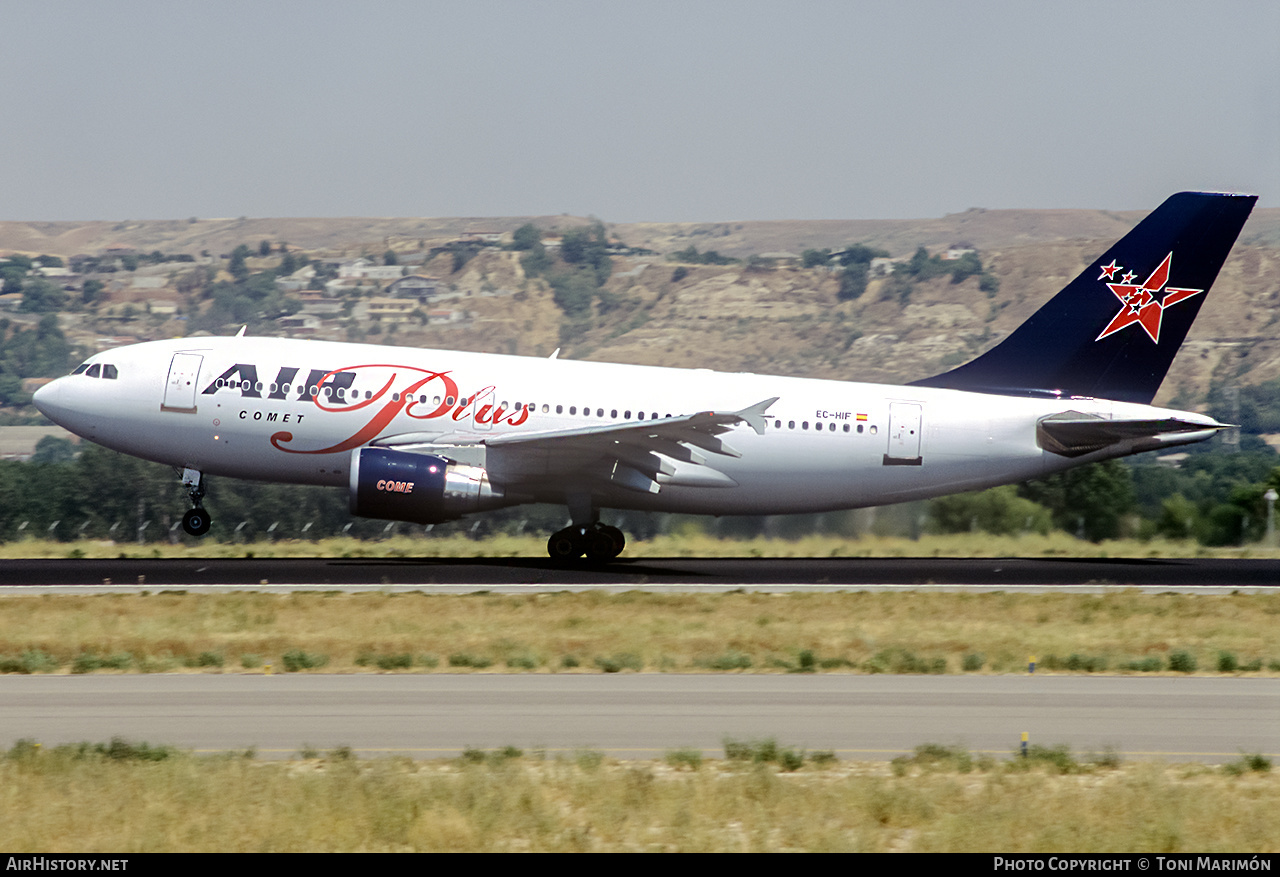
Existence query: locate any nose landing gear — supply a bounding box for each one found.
[179,468,211,537]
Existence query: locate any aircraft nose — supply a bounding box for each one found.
[33,379,65,424]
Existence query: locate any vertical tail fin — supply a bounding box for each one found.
[911,191,1256,403]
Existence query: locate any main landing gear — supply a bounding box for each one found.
[547,524,626,563]
[180,468,211,537]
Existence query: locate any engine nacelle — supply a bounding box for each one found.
[349,447,507,524]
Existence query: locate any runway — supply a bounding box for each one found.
[0,555,1278,590]
[2,674,1276,762]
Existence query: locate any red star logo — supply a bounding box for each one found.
[1098,260,1120,280]
[1096,252,1203,344]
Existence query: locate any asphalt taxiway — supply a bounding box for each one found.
[2,674,1275,762]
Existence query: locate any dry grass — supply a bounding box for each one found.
[2,589,1278,676]
[0,745,1275,852]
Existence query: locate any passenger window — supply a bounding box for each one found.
[103,364,118,380]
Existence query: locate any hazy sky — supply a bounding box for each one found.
[2,1,1277,222]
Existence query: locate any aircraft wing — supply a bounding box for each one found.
[1037,411,1230,457]
[375,397,778,494]
[481,397,778,493]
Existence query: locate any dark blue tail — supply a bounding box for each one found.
[911,192,1256,403]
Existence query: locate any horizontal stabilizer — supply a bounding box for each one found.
[1037,411,1229,457]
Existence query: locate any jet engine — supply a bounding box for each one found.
[349,446,507,524]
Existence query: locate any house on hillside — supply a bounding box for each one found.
[388,274,439,301]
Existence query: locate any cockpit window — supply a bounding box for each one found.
[72,363,89,375]
[103,364,118,380]
[86,364,101,378]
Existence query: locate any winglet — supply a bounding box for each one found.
[549,348,560,360]
[235,325,247,337]
[732,397,778,435]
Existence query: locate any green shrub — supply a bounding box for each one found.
[281,649,328,672]
[1223,753,1271,776]
[703,651,752,670]
[665,748,703,770]
[448,653,493,669]
[1016,744,1079,774]
[892,743,974,773]
[1122,656,1163,672]
[1217,651,1238,673]
[1168,650,1197,673]
[505,653,538,670]
[796,649,817,672]
[865,648,947,674]
[1065,653,1109,673]
[376,653,413,670]
[594,653,642,673]
[778,748,806,772]
[574,748,604,771]
[0,650,59,674]
[722,737,804,767]
[97,737,176,762]
[962,653,985,672]
[72,653,102,674]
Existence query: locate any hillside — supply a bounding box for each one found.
[1,205,1278,412]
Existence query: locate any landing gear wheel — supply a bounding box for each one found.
[182,508,211,537]
[584,529,618,563]
[599,525,625,557]
[547,524,625,562]
[547,528,584,561]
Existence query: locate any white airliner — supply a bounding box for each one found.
[34,192,1256,560]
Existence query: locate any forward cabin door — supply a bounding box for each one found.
[161,353,203,413]
[883,401,923,466]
